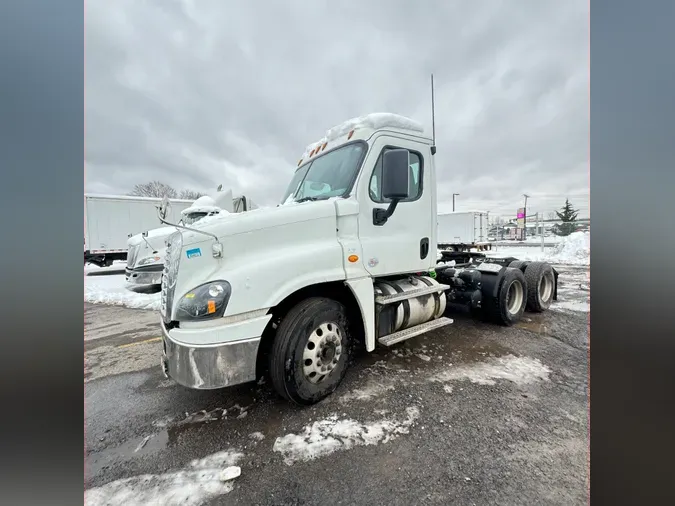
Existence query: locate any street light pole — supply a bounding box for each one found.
[452,193,460,212]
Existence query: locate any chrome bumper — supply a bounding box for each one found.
[160,319,261,390]
[126,268,163,286]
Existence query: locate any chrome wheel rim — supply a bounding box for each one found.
[302,322,343,384]
[539,272,554,302]
[506,281,524,315]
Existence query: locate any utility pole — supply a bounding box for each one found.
[452,193,459,212]
[540,211,545,251]
[522,193,530,241]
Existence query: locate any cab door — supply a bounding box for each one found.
[356,134,434,277]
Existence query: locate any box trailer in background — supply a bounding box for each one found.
[437,211,491,251]
[84,194,194,266]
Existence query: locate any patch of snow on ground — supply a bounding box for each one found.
[249,432,265,441]
[552,300,590,313]
[84,449,244,506]
[429,355,551,387]
[85,274,160,311]
[273,407,419,465]
[85,261,126,273]
[339,382,395,403]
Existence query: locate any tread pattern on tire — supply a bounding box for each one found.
[268,297,349,405]
[485,268,527,326]
[524,261,554,312]
[508,260,526,270]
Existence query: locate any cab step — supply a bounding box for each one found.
[375,284,450,305]
[377,317,453,347]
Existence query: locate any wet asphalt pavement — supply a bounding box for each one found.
[84,265,589,506]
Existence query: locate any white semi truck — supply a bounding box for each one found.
[155,113,558,405]
[125,191,257,290]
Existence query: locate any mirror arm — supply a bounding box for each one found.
[372,198,400,226]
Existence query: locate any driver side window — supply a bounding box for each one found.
[369,147,423,203]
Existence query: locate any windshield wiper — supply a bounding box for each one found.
[295,196,329,203]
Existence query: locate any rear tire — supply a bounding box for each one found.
[269,297,351,405]
[485,268,527,325]
[508,260,526,270]
[524,262,555,312]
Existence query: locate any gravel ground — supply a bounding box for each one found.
[84,266,589,506]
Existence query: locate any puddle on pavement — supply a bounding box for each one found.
[86,430,170,478]
[86,393,289,479]
[516,314,552,336]
[351,322,513,377]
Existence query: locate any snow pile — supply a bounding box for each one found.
[429,355,551,386]
[84,449,244,506]
[85,274,160,310]
[273,407,419,465]
[485,231,590,266]
[549,231,590,264]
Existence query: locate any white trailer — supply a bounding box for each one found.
[437,211,490,251]
[84,194,194,266]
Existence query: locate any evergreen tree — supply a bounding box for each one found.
[552,199,579,236]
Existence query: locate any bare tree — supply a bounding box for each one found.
[179,189,206,200]
[128,181,177,198]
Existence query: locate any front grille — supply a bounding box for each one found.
[161,232,182,323]
[127,243,141,268]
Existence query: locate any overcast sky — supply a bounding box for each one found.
[85,0,589,218]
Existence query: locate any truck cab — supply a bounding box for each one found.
[158,113,555,404]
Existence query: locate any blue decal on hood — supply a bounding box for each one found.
[186,248,202,259]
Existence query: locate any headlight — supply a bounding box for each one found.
[176,280,231,321]
[137,255,162,266]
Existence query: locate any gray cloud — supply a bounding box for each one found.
[85,0,589,217]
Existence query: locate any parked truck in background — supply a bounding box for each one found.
[125,190,257,291]
[437,211,491,252]
[155,113,558,405]
[84,194,194,267]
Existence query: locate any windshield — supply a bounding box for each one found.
[280,142,366,204]
[182,212,210,225]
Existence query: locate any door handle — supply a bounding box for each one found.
[420,237,429,259]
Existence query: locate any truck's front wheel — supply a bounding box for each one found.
[269,297,350,405]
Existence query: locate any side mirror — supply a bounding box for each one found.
[381,149,410,200]
[158,196,171,221]
[374,149,410,226]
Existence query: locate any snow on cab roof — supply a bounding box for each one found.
[180,195,228,215]
[300,113,426,161]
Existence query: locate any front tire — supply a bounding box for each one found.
[269,297,351,405]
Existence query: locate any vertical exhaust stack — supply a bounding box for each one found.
[430,73,437,156]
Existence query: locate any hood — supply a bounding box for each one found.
[127,226,178,250]
[179,198,340,246]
